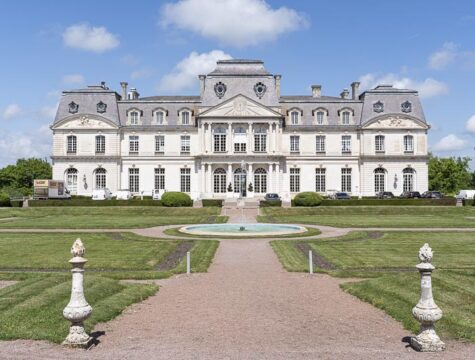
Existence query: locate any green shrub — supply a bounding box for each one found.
[202,199,223,207]
[0,193,11,207]
[29,199,163,207]
[10,200,23,207]
[260,200,282,207]
[160,192,193,207]
[320,198,456,206]
[293,192,323,207]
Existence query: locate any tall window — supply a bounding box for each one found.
[155,111,165,124]
[213,168,227,193]
[374,168,385,193]
[341,168,352,192]
[290,168,300,193]
[129,135,139,154]
[316,111,325,125]
[290,135,300,153]
[155,135,165,153]
[233,126,247,153]
[95,135,105,154]
[254,168,267,193]
[66,168,78,194]
[290,111,299,125]
[95,168,106,189]
[403,168,415,192]
[254,127,267,152]
[404,135,414,152]
[180,168,191,192]
[316,136,326,153]
[375,135,385,153]
[341,135,352,153]
[341,111,351,125]
[154,168,165,190]
[315,168,326,192]
[181,111,190,125]
[129,168,139,193]
[213,127,226,153]
[67,135,77,154]
[130,111,139,125]
[181,135,190,153]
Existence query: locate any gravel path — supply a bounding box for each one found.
[1,238,472,360]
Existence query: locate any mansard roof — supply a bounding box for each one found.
[207,59,271,76]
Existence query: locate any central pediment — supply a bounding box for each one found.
[198,94,282,118]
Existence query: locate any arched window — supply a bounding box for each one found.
[95,168,107,189]
[66,168,78,194]
[374,168,386,193]
[404,135,414,152]
[313,108,328,125]
[95,135,105,154]
[341,111,351,125]
[403,168,415,192]
[254,168,267,193]
[233,168,247,195]
[67,135,77,154]
[153,109,167,124]
[375,135,385,153]
[290,110,300,125]
[130,111,140,125]
[179,109,192,125]
[213,168,227,193]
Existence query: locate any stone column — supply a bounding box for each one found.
[273,122,277,153]
[276,162,280,194]
[200,162,205,197]
[269,163,274,192]
[411,243,445,352]
[228,163,233,192]
[247,122,253,153]
[228,122,232,153]
[209,123,213,153]
[62,238,93,348]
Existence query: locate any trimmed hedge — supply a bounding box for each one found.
[161,192,193,207]
[0,193,10,207]
[10,200,23,207]
[259,200,282,207]
[202,199,223,207]
[293,192,323,207]
[320,198,457,206]
[29,199,163,207]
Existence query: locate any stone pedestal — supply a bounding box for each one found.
[62,238,93,349]
[410,243,445,352]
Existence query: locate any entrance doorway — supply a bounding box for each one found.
[234,168,247,197]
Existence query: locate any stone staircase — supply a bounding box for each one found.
[223,198,259,209]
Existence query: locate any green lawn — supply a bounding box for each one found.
[0,232,219,343]
[0,207,227,229]
[271,231,475,341]
[260,206,475,228]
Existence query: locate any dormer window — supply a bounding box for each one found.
[178,109,192,125]
[153,109,167,125]
[339,108,354,125]
[288,109,302,125]
[127,109,142,125]
[313,108,328,125]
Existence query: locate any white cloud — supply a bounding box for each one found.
[432,134,469,152]
[63,24,119,53]
[157,50,232,93]
[465,114,475,134]
[62,74,85,85]
[428,42,458,69]
[0,126,51,166]
[358,73,448,98]
[2,104,23,119]
[37,104,58,120]
[130,68,154,80]
[160,0,309,47]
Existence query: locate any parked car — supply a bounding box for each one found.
[325,189,338,199]
[264,193,281,201]
[152,189,166,200]
[376,191,395,199]
[116,189,132,200]
[92,188,113,200]
[399,191,421,199]
[334,192,351,200]
[455,189,475,200]
[421,191,443,199]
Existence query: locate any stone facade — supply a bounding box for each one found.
[51,59,429,199]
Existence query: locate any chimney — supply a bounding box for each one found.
[340,88,349,99]
[127,87,139,100]
[198,75,206,97]
[351,82,360,100]
[120,82,128,100]
[311,85,322,98]
[274,75,281,98]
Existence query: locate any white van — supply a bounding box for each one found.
[92,188,113,200]
[456,189,475,200]
[116,189,132,200]
[152,189,166,200]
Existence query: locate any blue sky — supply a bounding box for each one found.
[1,0,474,167]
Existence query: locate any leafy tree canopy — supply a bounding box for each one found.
[0,158,52,195]
[428,153,472,194]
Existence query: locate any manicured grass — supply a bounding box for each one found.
[163,226,321,239]
[260,206,475,228]
[0,232,219,343]
[271,231,475,341]
[0,207,226,229]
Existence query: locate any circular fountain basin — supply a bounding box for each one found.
[179,223,307,237]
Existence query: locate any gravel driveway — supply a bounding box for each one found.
[0,238,473,359]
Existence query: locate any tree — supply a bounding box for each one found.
[0,158,52,195]
[428,153,472,194]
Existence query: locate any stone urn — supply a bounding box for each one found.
[410,243,445,352]
[62,238,93,348]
